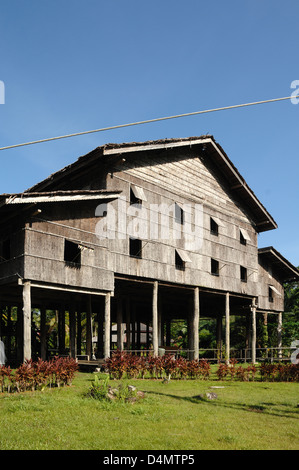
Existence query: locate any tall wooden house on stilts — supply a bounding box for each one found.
[0,136,298,365]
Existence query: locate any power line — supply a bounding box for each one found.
[0,94,298,152]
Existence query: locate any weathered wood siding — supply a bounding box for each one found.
[105,150,259,296]
[0,228,25,281]
[257,258,284,311]
[23,203,114,292]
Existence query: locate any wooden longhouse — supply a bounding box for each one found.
[0,135,298,365]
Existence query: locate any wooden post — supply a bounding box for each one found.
[277,311,282,359]
[117,297,123,351]
[77,311,81,356]
[166,319,171,347]
[104,292,111,358]
[69,306,77,359]
[23,281,31,362]
[58,306,65,355]
[0,303,2,339]
[158,296,163,348]
[193,287,200,360]
[86,295,93,360]
[97,303,104,358]
[251,297,257,364]
[225,292,230,364]
[146,322,150,349]
[152,281,159,357]
[132,304,136,351]
[136,320,141,351]
[7,305,12,364]
[40,307,47,360]
[126,297,131,350]
[216,315,222,356]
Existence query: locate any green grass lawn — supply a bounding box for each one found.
[0,370,298,450]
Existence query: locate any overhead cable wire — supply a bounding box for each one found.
[0,94,298,152]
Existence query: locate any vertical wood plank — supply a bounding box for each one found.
[251,297,257,364]
[23,281,31,362]
[86,295,93,360]
[97,302,104,358]
[152,281,158,356]
[225,292,230,364]
[40,307,47,360]
[277,311,282,359]
[117,297,123,351]
[69,306,77,359]
[126,297,131,350]
[193,287,199,360]
[104,292,111,358]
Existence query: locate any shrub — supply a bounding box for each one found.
[0,357,78,393]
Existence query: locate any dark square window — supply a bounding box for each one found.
[240,266,247,282]
[269,287,274,302]
[175,203,184,225]
[129,238,142,258]
[210,218,218,236]
[175,251,185,270]
[240,230,247,245]
[211,258,219,276]
[130,188,142,206]
[64,240,81,267]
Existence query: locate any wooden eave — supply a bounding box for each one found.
[0,189,121,208]
[258,246,299,282]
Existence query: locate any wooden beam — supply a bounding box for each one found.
[277,312,282,359]
[86,295,93,360]
[126,297,131,350]
[97,305,104,358]
[225,292,230,364]
[193,287,200,360]
[116,298,123,351]
[40,307,47,360]
[69,306,76,359]
[251,297,257,364]
[104,292,111,358]
[22,281,31,362]
[58,306,65,355]
[152,281,159,357]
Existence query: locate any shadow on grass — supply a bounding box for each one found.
[145,390,299,420]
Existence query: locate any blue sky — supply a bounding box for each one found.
[0,0,298,266]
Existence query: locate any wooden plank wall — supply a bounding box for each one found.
[106,150,259,296]
[23,203,114,292]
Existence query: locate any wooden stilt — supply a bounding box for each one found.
[193,287,199,360]
[277,311,282,359]
[251,297,257,364]
[152,281,158,357]
[86,295,93,360]
[225,292,230,364]
[23,281,31,362]
[117,297,123,351]
[69,306,76,359]
[104,292,111,358]
[40,307,47,360]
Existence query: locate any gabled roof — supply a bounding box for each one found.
[259,246,299,281]
[25,136,277,232]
